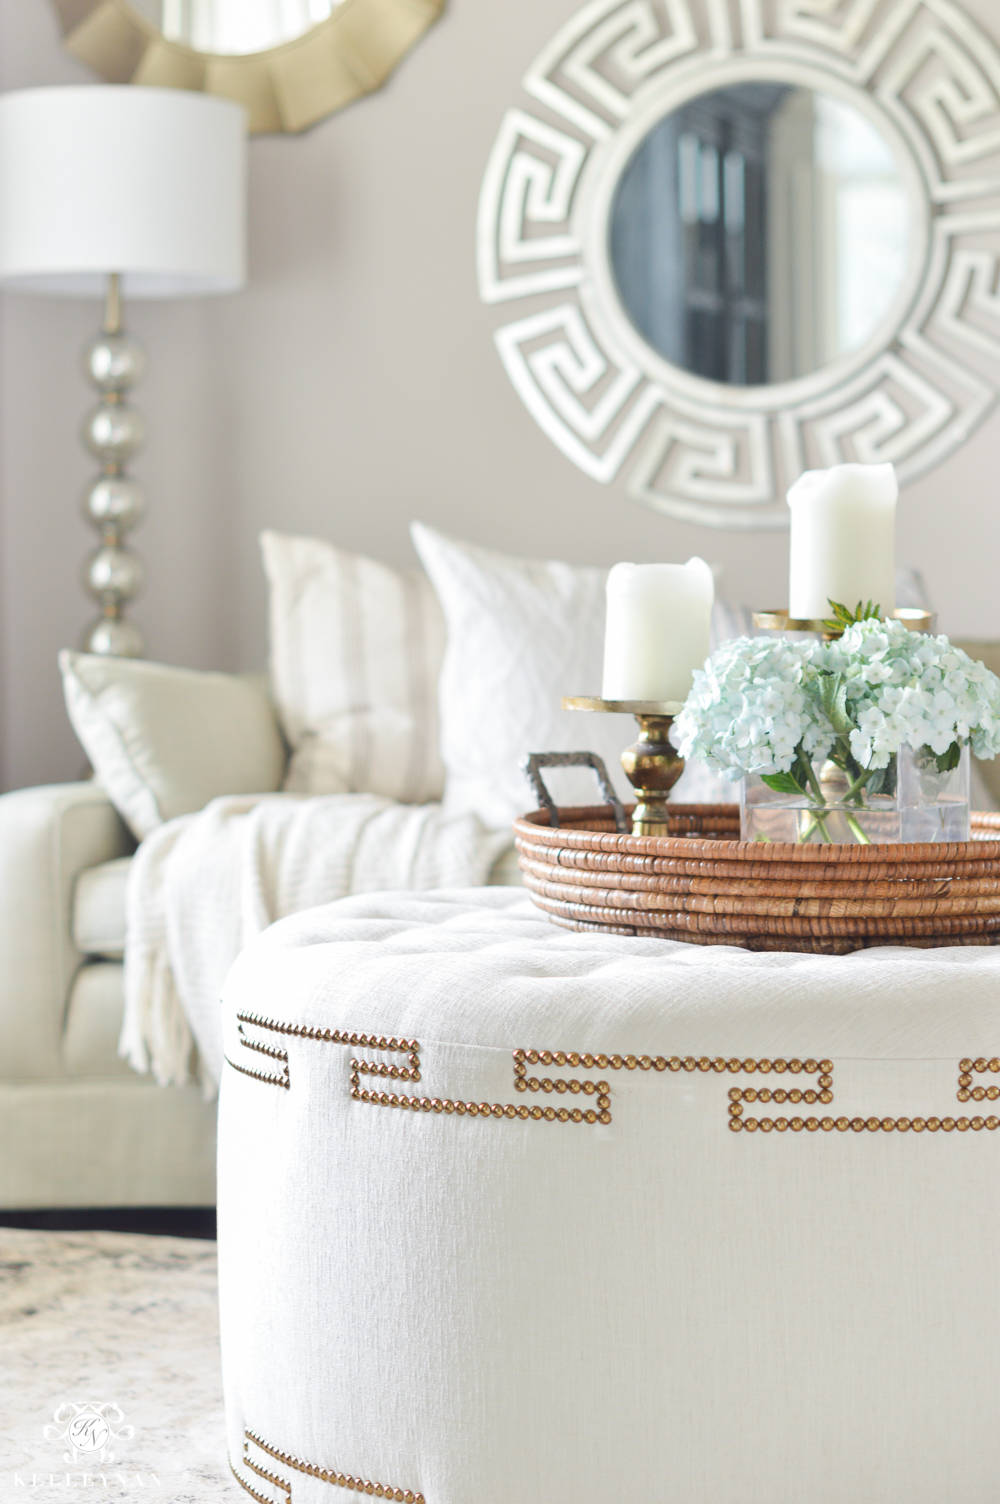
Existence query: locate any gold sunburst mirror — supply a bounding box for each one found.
[50,0,443,134]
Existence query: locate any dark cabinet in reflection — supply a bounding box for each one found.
[609,82,908,388]
[611,82,784,386]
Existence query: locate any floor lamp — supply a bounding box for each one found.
[0,85,246,656]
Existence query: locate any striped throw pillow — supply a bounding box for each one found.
[261,531,446,804]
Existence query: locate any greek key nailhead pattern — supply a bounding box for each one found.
[236,1446,291,1504]
[728,1056,1000,1134]
[225,1020,1000,1135]
[224,1022,291,1090]
[231,1461,282,1504]
[726,1059,833,1132]
[351,1042,614,1124]
[225,1015,421,1093]
[956,1056,1000,1103]
[230,1428,425,1503]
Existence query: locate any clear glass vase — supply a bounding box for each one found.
[740,744,971,845]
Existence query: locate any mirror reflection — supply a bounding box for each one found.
[129,0,337,55]
[609,84,910,386]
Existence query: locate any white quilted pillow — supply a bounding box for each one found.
[262,531,446,804]
[411,524,735,828]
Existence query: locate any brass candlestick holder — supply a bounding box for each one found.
[563,696,684,837]
[752,607,933,641]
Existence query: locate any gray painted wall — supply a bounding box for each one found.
[2,0,999,791]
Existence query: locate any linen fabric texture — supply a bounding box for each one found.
[262,530,446,804]
[219,889,1000,1504]
[59,651,287,840]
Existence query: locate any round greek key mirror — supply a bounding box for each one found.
[609,83,912,387]
[50,0,442,134]
[478,0,1000,529]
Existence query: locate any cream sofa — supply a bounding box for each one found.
[0,780,218,1208]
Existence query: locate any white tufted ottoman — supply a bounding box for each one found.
[218,889,1000,1504]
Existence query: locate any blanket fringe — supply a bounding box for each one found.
[120,953,201,1093]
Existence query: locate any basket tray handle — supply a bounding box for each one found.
[520,751,629,834]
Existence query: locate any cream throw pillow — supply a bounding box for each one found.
[262,531,446,804]
[60,651,288,840]
[411,524,738,828]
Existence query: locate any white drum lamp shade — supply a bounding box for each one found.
[0,85,246,296]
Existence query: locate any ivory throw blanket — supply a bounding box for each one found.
[121,794,513,1092]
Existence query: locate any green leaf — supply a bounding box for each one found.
[865,765,887,798]
[859,756,897,800]
[934,741,962,773]
[822,598,882,633]
[829,681,852,735]
[760,771,805,794]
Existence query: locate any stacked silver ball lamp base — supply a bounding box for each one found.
[80,272,146,657]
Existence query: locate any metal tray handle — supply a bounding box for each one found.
[520,751,628,833]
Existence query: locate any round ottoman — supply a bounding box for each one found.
[218,889,1000,1504]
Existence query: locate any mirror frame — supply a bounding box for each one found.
[50,0,443,135]
[477,0,1000,529]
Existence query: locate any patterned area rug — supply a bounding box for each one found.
[0,1229,235,1502]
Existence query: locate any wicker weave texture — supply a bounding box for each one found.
[514,805,1000,954]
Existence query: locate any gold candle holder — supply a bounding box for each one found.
[752,607,933,641]
[563,696,684,837]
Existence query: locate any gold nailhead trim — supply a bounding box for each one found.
[231,1458,288,1504]
[350,1078,609,1127]
[351,1040,621,1125]
[224,1020,291,1089]
[232,1015,421,1096]
[352,1058,421,1083]
[959,1059,1000,1110]
[229,1020,1000,1139]
[235,1429,425,1504]
[728,1060,833,1129]
[236,1012,417,1050]
[728,1057,1000,1134]
[243,1451,293,1500]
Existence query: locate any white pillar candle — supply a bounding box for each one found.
[602,559,714,703]
[787,462,897,620]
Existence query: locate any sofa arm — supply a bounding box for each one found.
[0,782,134,1080]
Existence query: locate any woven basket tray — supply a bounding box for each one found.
[514,803,1000,954]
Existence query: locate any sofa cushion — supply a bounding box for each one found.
[74,855,131,960]
[63,961,132,1077]
[262,530,446,804]
[60,653,288,840]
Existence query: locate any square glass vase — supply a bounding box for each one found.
[739,744,971,845]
